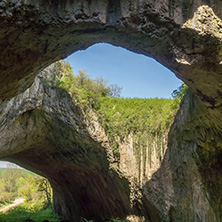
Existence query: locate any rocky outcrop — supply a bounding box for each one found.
[0,1,222,107]
[116,90,222,222]
[144,91,222,222]
[167,91,222,221]
[1,64,222,221]
[0,66,157,221]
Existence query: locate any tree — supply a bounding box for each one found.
[35,178,52,207]
[107,84,122,98]
[51,61,122,108]
[171,82,188,99]
[1,167,19,193]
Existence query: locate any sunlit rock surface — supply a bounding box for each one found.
[0,66,159,221]
[0,67,133,221]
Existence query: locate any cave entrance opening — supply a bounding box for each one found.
[0,161,54,221]
[65,42,181,99]
[0,42,184,222]
[0,2,221,222]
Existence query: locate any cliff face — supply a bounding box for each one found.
[0,66,158,221]
[0,67,121,221]
[1,65,221,221]
[143,92,222,222]
[112,92,222,221]
[167,92,222,222]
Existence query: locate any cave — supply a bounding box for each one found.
[0,1,222,221]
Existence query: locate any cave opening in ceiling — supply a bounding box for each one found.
[1,1,222,221]
[0,42,182,168]
[0,43,185,222]
[65,43,181,99]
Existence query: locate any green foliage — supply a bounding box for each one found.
[97,97,175,134]
[80,218,129,222]
[0,168,52,208]
[0,168,21,205]
[106,84,122,98]
[50,61,120,109]
[171,82,188,109]
[42,60,122,108]
[0,202,60,222]
[35,177,52,208]
[171,83,188,100]
[0,168,55,221]
[95,97,176,157]
[43,61,183,160]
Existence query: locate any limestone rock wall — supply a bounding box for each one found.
[143,91,222,222]
[0,67,157,221]
[167,91,222,221]
[1,65,221,221]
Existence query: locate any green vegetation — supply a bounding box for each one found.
[0,202,60,222]
[171,82,188,104]
[43,61,186,163]
[96,97,175,158]
[97,97,174,136]
[0,167,54,221]
[81,217,129,222]
[46,61,121,109]
[0,167,52,207]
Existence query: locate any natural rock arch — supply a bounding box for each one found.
[0,1,222,221]
[1,1,222,105]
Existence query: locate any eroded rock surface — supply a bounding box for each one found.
[0,0,222,107]
[0,66,158,221]
[144,91,222,222]
[1,65,222,221]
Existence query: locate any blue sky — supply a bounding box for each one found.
[0,43,181,168]
[66,43,181,98]
[0,161,10,168]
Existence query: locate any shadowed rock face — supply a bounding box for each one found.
[0,70,135,221]
[1,1,222,221]
[0,1,222,106]
[144,91,222,221]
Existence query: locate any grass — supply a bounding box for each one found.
[0,203,130,222]
[0,204,129,222]
[0,203,60,222]
[81,218,129,222]
[0,201,13,210]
